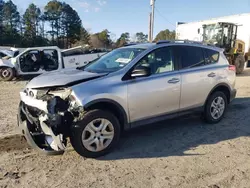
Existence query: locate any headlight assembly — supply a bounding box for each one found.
[48,88,72,100]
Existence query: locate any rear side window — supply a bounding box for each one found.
[174,46,205,69]
[204,49,219,64]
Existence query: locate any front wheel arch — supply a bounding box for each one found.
[70,109,121,158]
[84,99,129,131]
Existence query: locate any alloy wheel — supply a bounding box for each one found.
[81,118,114,152]
[210,96,225,120]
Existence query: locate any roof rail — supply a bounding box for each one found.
[156,40,218,48]
[156,40,206,45]
[123,43,139,46]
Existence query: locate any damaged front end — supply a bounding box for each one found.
[18,87,83,154]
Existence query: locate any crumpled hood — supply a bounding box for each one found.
[26,68,106,88]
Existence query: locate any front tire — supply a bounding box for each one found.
[70,109,121,158]
[204,91,228,124]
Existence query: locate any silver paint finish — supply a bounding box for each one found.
[22,42,236,128]
[127,71,181,122]
[26,68,107,88]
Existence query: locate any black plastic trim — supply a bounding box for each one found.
[204,83,233,105]
[84,99,129,130]
[130,106,203,128]
[230,89,237,102]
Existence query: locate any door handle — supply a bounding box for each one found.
[207,72,216,77]
[168,78,180,84]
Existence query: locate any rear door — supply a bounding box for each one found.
[175,45,220,111]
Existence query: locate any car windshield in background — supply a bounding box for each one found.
[84,48,145,73]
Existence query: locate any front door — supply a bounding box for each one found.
[127,46,181,124]
[17,49,60,75]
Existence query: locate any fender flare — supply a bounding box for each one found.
[84,98,129,130]
[204,83,231,106]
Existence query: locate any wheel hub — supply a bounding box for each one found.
[95,132,101,137]
[210,96,225,120]
[2,70,10,78]
[81,118,114,152]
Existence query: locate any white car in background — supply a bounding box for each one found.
[0,47,19,59]
[0,45,108,81]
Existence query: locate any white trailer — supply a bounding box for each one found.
[176,13,250,57]
[0,45,108,81]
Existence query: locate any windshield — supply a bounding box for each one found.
[203,24,223,46]
[203,23,236,50]
[83,48,145,73]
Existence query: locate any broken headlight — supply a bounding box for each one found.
[48,88,72,100]
[36,89,49,99]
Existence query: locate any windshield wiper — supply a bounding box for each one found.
[76,57,101,70]
[76,65,86,70]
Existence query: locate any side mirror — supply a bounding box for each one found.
[131,66,151,78]
[198,28,200,34]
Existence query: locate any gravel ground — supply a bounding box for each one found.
[1,71,250,188]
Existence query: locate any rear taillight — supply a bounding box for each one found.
[228,65,236,72]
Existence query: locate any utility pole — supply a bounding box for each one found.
[148,12,152,42]
[149,0,155,42]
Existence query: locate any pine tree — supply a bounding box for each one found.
[61,2,81,48]
[80,27,90,45]
[44,0,62,45]
[116,32,130,47]
[23,3,41,46]
[0,0,4,45]
[2,0,20,45]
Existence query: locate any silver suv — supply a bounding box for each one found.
[18,41,237,158]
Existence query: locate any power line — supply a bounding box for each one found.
[155,7,176,27]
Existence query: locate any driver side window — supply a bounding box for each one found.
[135,47,175,75]
[19,50,40,72]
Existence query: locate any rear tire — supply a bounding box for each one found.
[204,91,228,124]
[235,55,245,74]
[0,67,15,81]
[70,109,121,158]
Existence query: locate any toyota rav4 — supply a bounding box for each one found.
[17,40,237,158]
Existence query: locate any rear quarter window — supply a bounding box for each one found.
[173,46,205,69]
[204,48,219,64]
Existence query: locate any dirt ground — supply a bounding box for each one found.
[1,71,250,188]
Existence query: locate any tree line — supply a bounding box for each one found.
[0,0,176,49]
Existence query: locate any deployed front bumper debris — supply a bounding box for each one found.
[18,88,82,154]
